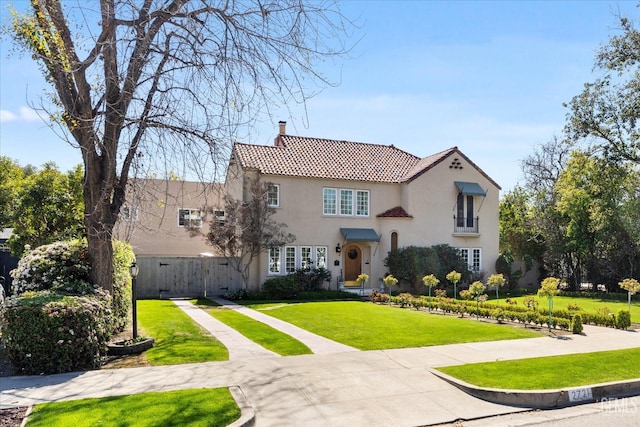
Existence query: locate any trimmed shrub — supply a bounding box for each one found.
[616,310,631,330]
[9,239,133,334]
[292,267,332,291]
[262,276,301,299]
[571,313,583,334]
[0,290,112,374]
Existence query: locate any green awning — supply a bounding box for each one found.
[455,181,487,197]
[340,228,381,242]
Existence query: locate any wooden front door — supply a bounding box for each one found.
[344,245,362,282]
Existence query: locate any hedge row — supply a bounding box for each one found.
[372,291,632,331]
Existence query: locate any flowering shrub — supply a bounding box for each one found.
[0,290,112,374]
[11,240,93,295]
[9,239,133,333]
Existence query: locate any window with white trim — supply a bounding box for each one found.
[301,246,312,268]
[178,208,202,227]
[356,190,369,216]
[269,247,281,274]
[285,246,296,273]
[323,188,337,215]
[267,184,280,207]
[316,247,327,268]
[340,189,353,215]
[323,187,369,217]
[458,248,481,272]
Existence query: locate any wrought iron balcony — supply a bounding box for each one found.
[453,216,479,234]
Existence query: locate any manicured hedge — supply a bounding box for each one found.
[0,291,112,374]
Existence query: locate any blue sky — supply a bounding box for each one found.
[1,1,637,193]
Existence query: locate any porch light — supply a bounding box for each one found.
[336,243,341,253]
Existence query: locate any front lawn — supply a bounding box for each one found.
[137,300,228,365]
[193,299,312,356]
[244,301,541,350]
[25,388,240,427]
[437,347,640,389]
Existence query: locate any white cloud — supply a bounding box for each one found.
[0,107,42,123]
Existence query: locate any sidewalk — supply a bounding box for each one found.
[1,303,639,426]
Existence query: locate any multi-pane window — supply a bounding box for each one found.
[457,248,481,272]
[269,247,281,274]
[301,246,312,268]
[340,189,353,215]
[316,247,327,268]
[214,210,226,225]
[471,248,481,272]
[267,184,280,207]
[323,187,369,217]
[285,246,296,273]
[178,208,202,227]
[267,245,329,275]
[356,190,369,216]
[323,188,337,215]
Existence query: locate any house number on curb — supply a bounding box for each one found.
[568,387,593,402]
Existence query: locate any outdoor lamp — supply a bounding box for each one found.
[130,259,139,278]
[336,243,341,253]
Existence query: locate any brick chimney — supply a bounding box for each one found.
[275,121,287,147]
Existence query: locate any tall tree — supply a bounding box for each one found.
[198,179,295,288]
[0,157,26,228]
[8,0,352,292]
[564,13,639,162]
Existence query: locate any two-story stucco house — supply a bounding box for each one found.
[225,122,501,291]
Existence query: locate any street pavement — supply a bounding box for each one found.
[1,298,639,426]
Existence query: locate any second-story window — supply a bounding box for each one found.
[323,187,369,217]
[178,208,202,227]
[323,188,337,215]
[267,184,280,207]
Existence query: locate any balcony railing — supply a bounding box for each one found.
[453,216,479,234]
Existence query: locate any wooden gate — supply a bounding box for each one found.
[135,256,242,298]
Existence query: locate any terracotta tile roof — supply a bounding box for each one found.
[233,135,459,183]
[376,206,413,218]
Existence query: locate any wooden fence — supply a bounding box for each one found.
[135,256,243,298]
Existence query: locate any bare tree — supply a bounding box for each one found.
[196,178,295,288]
[7,0,353,293]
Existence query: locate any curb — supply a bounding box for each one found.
[228,385,256,427]
[430,369,640,409]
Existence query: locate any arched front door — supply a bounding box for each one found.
[343,244,362,282]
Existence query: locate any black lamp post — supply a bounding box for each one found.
[129,258,139,339]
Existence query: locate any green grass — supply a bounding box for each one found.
[137,300,228,365]
[244,301,541,350]
[25,388,240,427]
[497,295,640,319]
[193,299,312,356]
[437,347,640,389]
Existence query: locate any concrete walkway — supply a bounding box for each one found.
[1,305,639,426]
[208,297,358,355]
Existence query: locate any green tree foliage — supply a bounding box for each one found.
[564,15,640,163]
[499,186,545,261]
[0,157,27,228]
[7,163,84,257]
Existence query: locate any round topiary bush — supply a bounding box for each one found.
[0,290,112,374]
